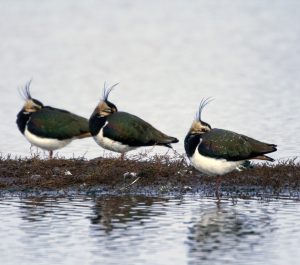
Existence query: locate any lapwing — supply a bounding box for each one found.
[89,83,179,159]
[184,98,277,197]
[16,81,91,158]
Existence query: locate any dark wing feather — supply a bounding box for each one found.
[104,112,177,147]
[199,128,276,161]
[28,107,90,140]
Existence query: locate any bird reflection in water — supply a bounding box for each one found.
[89,195,167,233]
[187,200,274,262]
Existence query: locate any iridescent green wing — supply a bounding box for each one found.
[28,107,89,140]
[104,112,171,146]
[199,128,275,161]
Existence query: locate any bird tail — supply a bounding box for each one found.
[253,155,275,162]
[169,137,179,144]
[161,136,179,148]
[264,144,277,154]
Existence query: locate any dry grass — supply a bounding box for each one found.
[0,154,299,197]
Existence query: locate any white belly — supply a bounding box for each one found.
[190,147,244,176]
[24,128,72,151]
[94,127,136,154]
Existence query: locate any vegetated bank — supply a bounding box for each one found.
[0,154,299,198]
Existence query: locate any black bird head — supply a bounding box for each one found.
[20,80,44,113]
[189,98,213,135]
[93,82,118,117]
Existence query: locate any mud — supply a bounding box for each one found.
[0,154,299,198]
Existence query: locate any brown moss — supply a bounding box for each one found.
[0,154,299,197]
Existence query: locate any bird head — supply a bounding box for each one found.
[189,98,213,135]
[20,80,44,113]
[92,82,118,117]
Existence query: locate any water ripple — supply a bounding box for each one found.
[1,195,300,265]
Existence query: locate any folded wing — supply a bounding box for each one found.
[199,129,277,161]
[104,112,178,147]
[28,107,90,140]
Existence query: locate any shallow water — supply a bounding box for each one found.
[0,0,299,159]
[0,195,299,265]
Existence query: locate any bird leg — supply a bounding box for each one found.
[120,153,125,160]
[49,150,53,159]
[215,175,221,200]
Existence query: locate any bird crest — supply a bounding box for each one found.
[189,98,213,134]
[93,82,119,117]
[102,82,119,102]
[196,97,214,121]
[18,80,44,112]
[19,80,33,101]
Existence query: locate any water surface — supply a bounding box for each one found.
[0,195,299,265]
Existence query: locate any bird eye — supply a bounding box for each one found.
[104,108,112,113]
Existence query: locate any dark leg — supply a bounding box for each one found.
[120,153,125,160]
[49,150,53,159]
[215,175,221,200]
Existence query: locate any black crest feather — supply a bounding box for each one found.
[102,82,119,101]
[196,97,214,121]
[19,80,32,100]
